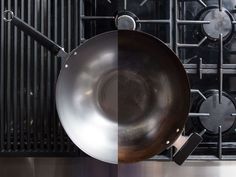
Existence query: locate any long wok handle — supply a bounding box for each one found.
[3,10,68,58]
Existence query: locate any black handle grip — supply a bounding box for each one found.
[173,132,203,165]
[3,10,63,56]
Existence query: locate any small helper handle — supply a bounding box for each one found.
[172,129,206,165]
[3,10,68,58]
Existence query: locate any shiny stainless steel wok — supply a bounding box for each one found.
[3,10,203,165]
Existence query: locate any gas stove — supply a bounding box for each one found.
[81,0,236,161]
[1,0,236,161]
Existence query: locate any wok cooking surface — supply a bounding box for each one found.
[97,69,151,123]
[117,31,190,162]
[56,30,190,163]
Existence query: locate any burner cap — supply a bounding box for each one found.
[117,15,136,30]
[201,8,233,41]
[198,91,236,134]
[115,11,140,30]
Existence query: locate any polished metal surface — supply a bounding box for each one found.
[56,30,190,164]
[118,161,236,177]
[56,31,118,164]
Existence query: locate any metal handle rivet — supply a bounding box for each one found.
[166,140,170,145]
[176,128,180,132]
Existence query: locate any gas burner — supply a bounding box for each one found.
[195,90,236,134]
[115,11,141,30]
[198,6,234,42]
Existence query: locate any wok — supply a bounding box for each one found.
[3,10,203,165]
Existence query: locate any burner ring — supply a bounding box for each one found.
[199,6,234,42]
[195,90,236,134]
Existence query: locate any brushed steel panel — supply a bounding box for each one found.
[118,161,236,177]
[0,157,117,177]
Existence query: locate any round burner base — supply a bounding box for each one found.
[195,6,235,44]
[196,90,236,134]
[202,8,232,40]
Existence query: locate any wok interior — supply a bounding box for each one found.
[117,31,190,162]
[56,30,190,164]
[97,69,152,124]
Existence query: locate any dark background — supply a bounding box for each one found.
[0,0,85,156]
